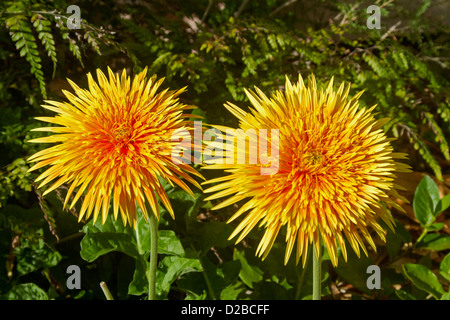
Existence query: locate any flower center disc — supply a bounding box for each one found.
[113,123,133,142]
[303,150,324,170]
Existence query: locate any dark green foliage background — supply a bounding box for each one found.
[0,0,449,300]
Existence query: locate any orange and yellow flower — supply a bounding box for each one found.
[203,74,410,267]
[28,67,202,227]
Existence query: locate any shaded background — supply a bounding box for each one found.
[0,0,449,300]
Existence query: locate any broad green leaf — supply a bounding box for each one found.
[395,289,416,300]
[156,256,203,298]
[385,219,411,259]
[80,231,139,262]
[15,238,62,276]
[134,212,185,256]
[435,194,450,216]
[128,258,148,296]
[233,249,263,289]
[81,213,186,262]
[441,292,450,300]
[402,263,444,299]
[5,283,48,300]
[413,175,440,226]
[440,253,450,282]
[175,258,241,300]
[81,213,133,236]
[81,213,189,297]
[167,190,203,219]
[417,234,450,251]
[201,258,242,299]
[220,282,246,300]
[427,222,445,231]
[134,211,151,254]
[175,272,207,298]
[185,290,208,300]
[158,230,185,256]
[194,221,234,250]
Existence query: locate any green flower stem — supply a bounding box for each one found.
[148,213,159,300]
[416,228,428,244]
[200,258,217,300]
[191,244,217,300]
[312,241,322,300]
[100,281,114,300]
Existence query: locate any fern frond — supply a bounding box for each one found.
[424,112,450,161]
[437,101,450,123]
[398,123,443,181]
[84,30,101,55]
[363,52,388,78]
[6,14,46,98]
[391,48,409,71]
[414,0,432,19]
[31,14,57,78]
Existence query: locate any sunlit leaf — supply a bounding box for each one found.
[403,263,444,299]
[413,175,440,227]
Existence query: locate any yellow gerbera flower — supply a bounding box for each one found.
[203,74,410,267]
[28,67,202,227]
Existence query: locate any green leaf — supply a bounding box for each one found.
[81,212,190,297]
[395,289,417,300]
[60,31,84,67]
[413,175,440,226]
[441,292,450,300]
[158,230,185,256]
[435,195,450,216]
[417,234,450,251]
[186,292,208,300]
[5,283,48,300]
[203,258,242,299]
[15,238,62,276]
[167,190,203,219]
[32,14,57,72]
[440,253,450,283]
[6,15,47,98]
[194,221,234,250]
[423,112,450,162]
[408,129,443,181]
[156,256,203,298]
[80,216,139,262]
[385,219,411,259]
[233,249,263,289]
[128,257,148,296]
[134,212,150,255]
[220,282,246,300]
[80,231,139,262]
[427,222,445,231]
[81,212,186,262]
[402,263,445,299]
[134,211,185,256]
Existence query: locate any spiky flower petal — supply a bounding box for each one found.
[203,74,410,267]
[28,67,202,226]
